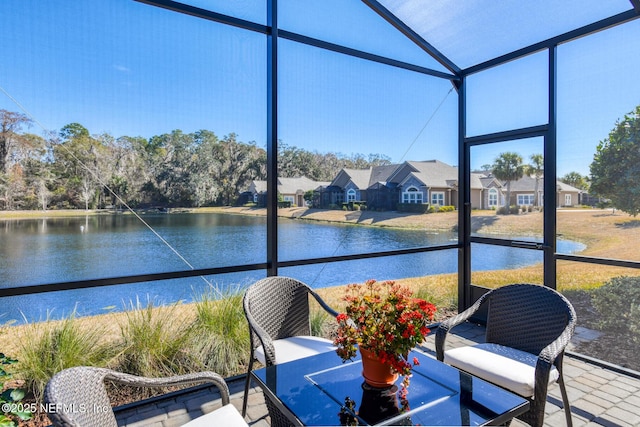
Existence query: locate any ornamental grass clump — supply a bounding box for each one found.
[334,279,436,394]
[190,288,250,377]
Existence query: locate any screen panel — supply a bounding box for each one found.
[470,138,545,242]
[277,39,459,260]
[466,52,548,137]
[557,19,640,259]
[0,0,268,289]
[470,243,544,287]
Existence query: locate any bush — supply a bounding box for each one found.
[15,313,116,402]
[437,205,455,213]
[190,289,249,377]
[497,205,520,215]
[591,276,640,344]
[397,203,430,213]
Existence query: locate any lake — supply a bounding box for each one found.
[0,213,585,323]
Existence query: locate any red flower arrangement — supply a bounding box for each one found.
[334,279,437,394]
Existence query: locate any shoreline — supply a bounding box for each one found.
[2,205,639,288]
[1,205,636,256]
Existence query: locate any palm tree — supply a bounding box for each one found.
[492,152,525,213]
[527,154,544,208]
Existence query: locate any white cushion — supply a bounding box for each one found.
[181,403,248,426]
[444,343,559,398]
[255,336,336,365]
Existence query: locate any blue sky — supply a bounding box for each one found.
[1,0,639,177]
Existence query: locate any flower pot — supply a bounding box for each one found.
[360,347,399,388]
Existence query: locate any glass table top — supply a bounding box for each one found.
[252,349,529,426]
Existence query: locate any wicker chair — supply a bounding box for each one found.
[435,283,577,427]
[241,276,338,420]
[44,366,248,427]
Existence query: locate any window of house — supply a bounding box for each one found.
[431,191,445,206]
[347,189,357,202]
[517,194,535,206]
[488,188,498,207]
[402,187,423,204]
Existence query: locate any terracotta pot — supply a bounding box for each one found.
[359,347,399,387]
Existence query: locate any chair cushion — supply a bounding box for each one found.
[444,343,559,398]
[181,402,249,426]
[255,336,336,365]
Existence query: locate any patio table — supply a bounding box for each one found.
[251,348,529,426]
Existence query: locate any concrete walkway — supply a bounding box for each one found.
[114,322,640,427]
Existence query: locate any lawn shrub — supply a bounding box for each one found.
[591,276,640,344]
[190,289,249,377]
[497,205,520,215]
[437,205,455,213]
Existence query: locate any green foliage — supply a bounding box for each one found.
[15,313,116,403]
[527,154,544,207]
[303,190,314,204]
[117,299,197,378]
[590,106,640,216]
[560,171,590,191]
[1,352,32,426]
[190,289,249,377]
[590,276,640,344]
[3,107,395,211]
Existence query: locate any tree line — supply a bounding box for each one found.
[0,109,391,211]
[4,103,634,214]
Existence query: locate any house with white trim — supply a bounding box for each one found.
[317,159,582,211]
